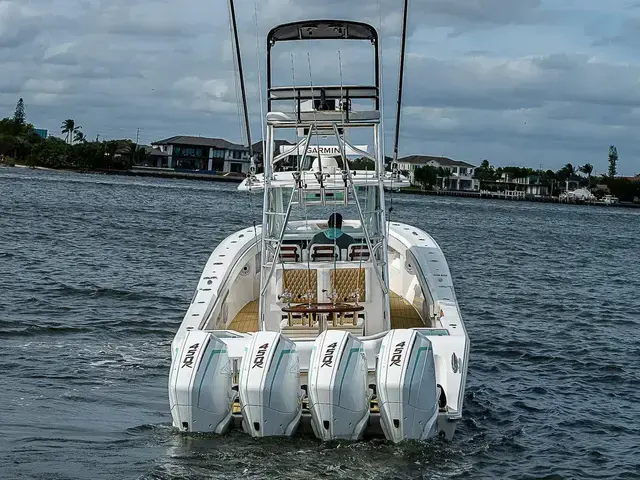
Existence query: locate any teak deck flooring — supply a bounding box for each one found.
[227,291,424,333]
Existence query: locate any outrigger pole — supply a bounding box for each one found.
[228,0,254,161]
[391,0,409,176]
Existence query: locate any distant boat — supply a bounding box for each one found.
[603,195,619,205]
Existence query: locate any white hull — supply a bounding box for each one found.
[169,221,469,441]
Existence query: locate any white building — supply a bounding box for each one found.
[397,155,479,191]
[495,173,549,197]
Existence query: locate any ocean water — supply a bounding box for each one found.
[1,167,639,480]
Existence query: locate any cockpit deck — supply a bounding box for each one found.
[227,290,424,334]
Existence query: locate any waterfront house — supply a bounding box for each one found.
[151,136,250,174]
[479,173,550,198]
[397,155,479,191]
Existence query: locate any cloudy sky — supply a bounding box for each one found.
[2,0,640,174]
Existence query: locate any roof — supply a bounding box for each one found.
[251,139,295,156]
[398,155,476,168]
[142,145,168,156]
[151,135,248,150]
[267,20,377,44]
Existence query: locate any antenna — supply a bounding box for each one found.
[228,0,253,159]
[391,0,409,176]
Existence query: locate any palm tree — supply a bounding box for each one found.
[73,130,86,144]
[579,163,593,182]
[61,119,74,144]
[61,119,82,145]
[127,142,137,163]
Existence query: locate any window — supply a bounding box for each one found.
[230,162,243,173]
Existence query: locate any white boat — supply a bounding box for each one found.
[168,19,469,442]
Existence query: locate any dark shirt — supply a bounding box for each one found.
[311,228,355,250]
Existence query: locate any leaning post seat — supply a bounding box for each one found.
[279,244,301,263]
[309,244,339,262]
[348,243,370,261]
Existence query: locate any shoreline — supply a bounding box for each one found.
[5,164,639,208]
[396,187,640,208]
[7,164,244,183]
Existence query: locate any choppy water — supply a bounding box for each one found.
[1,167,639,480]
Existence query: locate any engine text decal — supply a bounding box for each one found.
[252,343,269,369]
[181,343,200,368]
[390,341,406,367]
[322,342,338,367]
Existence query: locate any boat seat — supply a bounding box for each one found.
[266,111,380,124]
[309,244,339,262]
[348,243,370,261]
[279,244,301,263]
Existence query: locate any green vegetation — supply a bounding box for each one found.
[608,145,618,177]
[0,99,145,171]
[413,165,438,189]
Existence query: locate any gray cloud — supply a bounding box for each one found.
[1,0,639,173]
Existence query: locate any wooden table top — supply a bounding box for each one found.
[281,302,364,314]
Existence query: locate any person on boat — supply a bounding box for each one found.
[311,213,354,249]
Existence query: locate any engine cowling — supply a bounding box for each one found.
[377,329,438,442]
[238,331,302,437]
[168,330,234,433]
[307,330,370,441]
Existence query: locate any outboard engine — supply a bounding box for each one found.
[308,330,370,441]
[377,329,438,443]
[238,331,302,437]
[168,330,234,433]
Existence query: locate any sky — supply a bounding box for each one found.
[2,0,640,174]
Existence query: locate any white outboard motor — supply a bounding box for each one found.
[308,330,370,441]
[238,331,302,437]
[377,329,438,443]
[168,330,234,433]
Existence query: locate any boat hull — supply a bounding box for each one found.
[168,221,468,442]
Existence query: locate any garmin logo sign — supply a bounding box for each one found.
[279,145,368,156]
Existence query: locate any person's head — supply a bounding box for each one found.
[328,212,343,229]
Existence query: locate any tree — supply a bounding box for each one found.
[13,98,25,125]
[350,157,375,170]
[608,145,618,177]
[579,163,594,185]
[413,165,438,190]
[73,129,86,144]
[436,166,453,189]
[61,119,75,144]
[473,159,496,184]
[61,119,82,145]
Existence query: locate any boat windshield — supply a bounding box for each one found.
[265,184,383,244]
